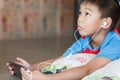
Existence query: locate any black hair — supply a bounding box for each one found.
[80,0,120,31]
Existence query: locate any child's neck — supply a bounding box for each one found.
[90,37,104,48]
[90,29,109,48]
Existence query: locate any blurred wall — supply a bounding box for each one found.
[0,0,76,40]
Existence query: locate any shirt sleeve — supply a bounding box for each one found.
[62,38,84,57]
[96,40,120,61]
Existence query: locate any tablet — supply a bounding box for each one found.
[9,61,27,78]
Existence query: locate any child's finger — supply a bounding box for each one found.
[16,57,24,64]
[6,62,9,66]
[16,57,30,68]
[21,68,30,80]
[22,76,26,80]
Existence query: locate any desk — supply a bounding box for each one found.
[0,71,21,80]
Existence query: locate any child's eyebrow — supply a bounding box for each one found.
[79,7,93,12]
[85,8,93,12]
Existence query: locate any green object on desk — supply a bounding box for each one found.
[41,64,72,74]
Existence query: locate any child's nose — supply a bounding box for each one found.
[77,15,84,24]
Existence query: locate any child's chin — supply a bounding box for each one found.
[80,32,87,36]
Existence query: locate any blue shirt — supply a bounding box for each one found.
[63,30,120,61]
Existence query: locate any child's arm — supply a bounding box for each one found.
[31,57,111,80]
[30,56,63,71]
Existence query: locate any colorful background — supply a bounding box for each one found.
[0,0,75,40]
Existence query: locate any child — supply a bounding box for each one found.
[7,0,120,80]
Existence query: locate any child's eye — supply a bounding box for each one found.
[79,11,81,15]
[85,12,91,16]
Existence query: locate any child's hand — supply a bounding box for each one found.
[21,68,46,80]
[21,68,32,80]
[6,62,14,75]
[15,57,30,69]
[6,57,30,75]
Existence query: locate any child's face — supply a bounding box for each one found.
[77,3,103,36]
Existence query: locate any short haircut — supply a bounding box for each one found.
[80,0,120,31]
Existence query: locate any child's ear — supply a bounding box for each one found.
[101,17,112,29]
[101,22,108,27]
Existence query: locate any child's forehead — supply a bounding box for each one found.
[80,2,98,8]
[80,2,99,11]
